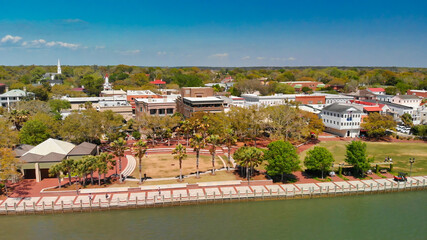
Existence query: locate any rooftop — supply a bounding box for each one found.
[364,99,413,109]
[149,79,166,85]
[367,88,385,92]
[67,142,97,156]
[395,95,421,100]
[0,89,31,97]
[184,97,224,102]
[101,89,126,95]
[322,103,362,113]
[363,106,383,112]
[136,98,175,103]
[408,90,427,93]
[24,138,75,156]
[127,90,157,95]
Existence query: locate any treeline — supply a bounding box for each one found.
[0,65,425,97]
[0,100,126,147]
[136,105,324,149]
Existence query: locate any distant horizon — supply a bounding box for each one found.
[1,0,426,67]
[1,64,426,69]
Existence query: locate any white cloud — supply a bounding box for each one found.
[22,39,80,49]
[95,45,105,49]
[210,53,229,58]
[1,35,22,43]
[63,19,86,23]
[241,56,250,60]
[288,57,296,61]
[270,57,281,61]
[46,41,80,49]
[157,51,167,56]
[118,49,141,55]
[256,57,265,60]
[22,39,46,48]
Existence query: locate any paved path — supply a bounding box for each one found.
[1,176,426,214]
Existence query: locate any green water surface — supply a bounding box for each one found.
[1,191,426,240]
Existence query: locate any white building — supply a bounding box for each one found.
[391,95,422,109]
[241,94,296,106]
[103,74,113,91]
[320,103,364,138]
[376,94,394,102]
[324,93,354,105]
[367,88,386,95]
[0,89,35,108]
[241,93,353,107]
[44,59,63,86]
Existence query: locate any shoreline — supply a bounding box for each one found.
[1,176,426,215]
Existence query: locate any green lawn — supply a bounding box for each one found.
[299,141,427,176]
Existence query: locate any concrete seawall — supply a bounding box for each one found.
[1,176,426,215]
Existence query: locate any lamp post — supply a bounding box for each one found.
[409,158,415,177]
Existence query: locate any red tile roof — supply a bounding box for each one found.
[367,88,385,92]
[350,100,376,106]
[150,79,166,85]
[363,106,382,112]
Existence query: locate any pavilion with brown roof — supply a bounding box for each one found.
[17,138,97,182]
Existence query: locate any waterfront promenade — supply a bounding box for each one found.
[1,176,426,215]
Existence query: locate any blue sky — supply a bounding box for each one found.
[0,0,426,67]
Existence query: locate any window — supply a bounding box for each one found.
[159,109,165,114]
[167,108,174,114]
[140,107,142,112]
[150,109,157,115]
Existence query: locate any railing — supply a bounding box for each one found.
[0,179,425,215]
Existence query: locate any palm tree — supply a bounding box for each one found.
[83,155,98,185]
[97,152,114,184]
[74,159,89,186]
[178,120,191,146]
[110,137,128,183]
[172,144,187,182]
[96,156,109,186]
[233,147,264,184]
[133,140,148,183]
[222,128,237,168]
[61,159,75,186]
[190,133,205,178]
[206,134,221,175]
[49,163,63,189]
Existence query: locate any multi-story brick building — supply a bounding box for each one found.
[176,87,224,118]
[126,90,161,113]
[134,98,176,119]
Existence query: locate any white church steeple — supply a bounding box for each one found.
[103,74,112,91]
[57,59,62,74]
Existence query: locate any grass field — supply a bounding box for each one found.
[130,154,225,179]
[299,141,427,176]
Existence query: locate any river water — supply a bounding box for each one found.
[1,191,425,240]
